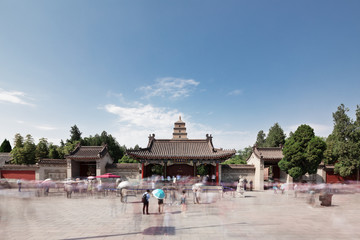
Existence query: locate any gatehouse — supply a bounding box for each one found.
[127,117,236,184]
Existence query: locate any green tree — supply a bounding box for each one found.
[11,134,25,164]
[197,165,209,176]
[255,130,266,147]
[325,104,360,177]
[69,125,82,143]
[14,133,24,148]
[48,144,60,159]
[23,134,36,164]
[222,146,252,165]
[265,123,286,147]
[35,138,49,160]
[118,155,138,163]
[0,139,12,152]
[82,131,126,161]
[278,125,326,179]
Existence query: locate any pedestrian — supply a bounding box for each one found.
[181,190,187,212]
[211,174,216,183]
[243,178,248,191]
[142,189,150,215]
[158,198,164,213]
[249,180,253,191]
[17,179,22,192]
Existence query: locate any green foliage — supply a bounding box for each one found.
[48,144,60,159]
[222,155,247,164]
[82,131,126,161]
[69,125,82,143]
[151,165,163,175]
[14,133,24,148]
[197,165,209,176]
[11,134,36,164]
[278,125,326,179]
[35,138,49,160]
[256,130,266,147]
[23,134,36,164]
[118,155,138,163]
[288,167,303,179]
[0,139,12,152]
[325,104,360,177]
[222,146,252,165]
[265,123,286,147]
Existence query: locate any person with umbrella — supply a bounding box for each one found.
[152,189,165,213]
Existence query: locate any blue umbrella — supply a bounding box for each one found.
[152,189,165,199]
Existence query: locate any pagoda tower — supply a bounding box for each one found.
[172,116,188,140]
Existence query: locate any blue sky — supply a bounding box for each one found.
[1,0,359,150]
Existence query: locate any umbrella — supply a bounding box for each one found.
[118,181,131,189]
[43,178,52,182]
[192,182,204,190]
[88,176,96,180]
[152,189,165,199]
[96,173,121,178]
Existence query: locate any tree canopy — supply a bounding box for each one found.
[324,104,360,177]
[278,124,326,179]
[222,146,252,165]
[255,130,266,147]
[265,123,286,147]
[69,125,82,143]
[0,139,12,152]
[11,134,37,164]
[118,155,138,163]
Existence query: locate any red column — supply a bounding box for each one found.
[216,163,219,185]
[142,163,145,179]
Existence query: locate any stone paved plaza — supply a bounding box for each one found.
[1,189,360,240]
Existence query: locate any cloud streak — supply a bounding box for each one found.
[228,89,243,96]
[138,77,200,99]
[0,88,34,106]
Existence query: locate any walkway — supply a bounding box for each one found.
[1,189,360,240]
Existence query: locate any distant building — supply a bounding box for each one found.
[127,116,236,184]
[247,145,286,190]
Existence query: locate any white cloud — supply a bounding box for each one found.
[286,123,332,137]
[104,103,184,147]
[0,88,34,106]
[35,125,57,131]
[228,89,243,96]
[137,77,200,99]
[104,102,253,149]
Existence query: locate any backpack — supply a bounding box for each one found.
[142,193,148,203]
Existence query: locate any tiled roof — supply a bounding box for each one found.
[253,147,283,160]
[127,137,235,161]
[0,152,11,166]
[38,158,67,165]
[66,145,109,160]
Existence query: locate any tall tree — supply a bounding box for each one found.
[11,134,25,164]
[265,123,286,147]
[0,139,12,152]
[255,130,266,147]
[278,124,326,179]
[35,138,49,160]
[325,104,360,177]
[14,133,24,148]
[82,131,126,161]
[48,144,60,159]
[69,125,82,143]
[23,134,36,164]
